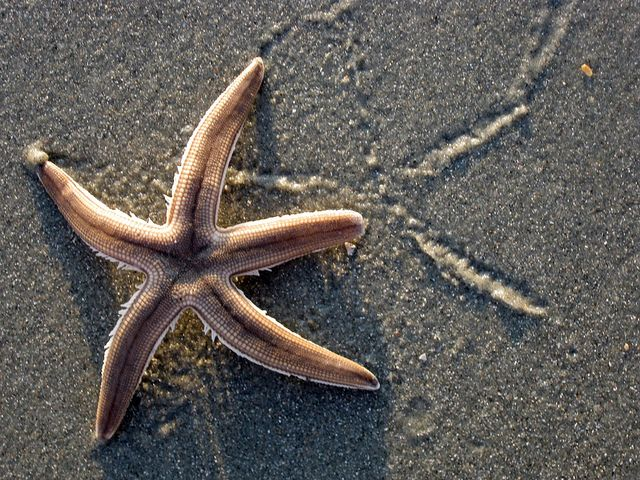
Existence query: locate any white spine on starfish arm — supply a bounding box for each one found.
[212,126,242,223]
[193,310,217,343]
[71,174,159,231]
[138,316,180,385]
[209,288,376,390]
[167,65,247,228]
[90,247,139,271]
[127,210,159,226]
[231,283,301,337]
[101,279,148,376]
[102,286,181,386]
[194,280,379,390]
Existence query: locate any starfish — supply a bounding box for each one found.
[26,57,379,441]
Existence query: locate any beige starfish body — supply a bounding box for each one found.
[27,58,378,441]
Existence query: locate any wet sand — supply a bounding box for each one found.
[1,1,638,478]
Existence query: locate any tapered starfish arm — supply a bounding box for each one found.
[218,210,364,276]
[193,277,379,390]
[168,57,265,248]
[95,278,183,440]
[29,158,171,270]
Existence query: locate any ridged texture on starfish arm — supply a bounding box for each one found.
[27,57,378,441]
[170,57,266,250]
[219,210,365,275]
[35,161,169,271]
[194,277,378,388]
[95,276,183,439]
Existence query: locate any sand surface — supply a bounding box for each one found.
[1,1,638,478]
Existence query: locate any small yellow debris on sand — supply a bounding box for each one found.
[581,63,593,77]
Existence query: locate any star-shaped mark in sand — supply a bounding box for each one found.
[26,57,378,441]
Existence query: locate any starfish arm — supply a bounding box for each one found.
[33,159,169,270]
[95,276,182,440]
[167,58,264,247]
[219,210,364,275]
[192,278,379,390]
